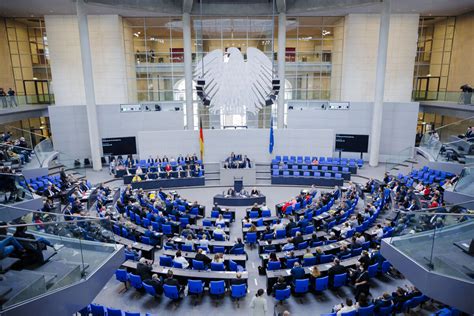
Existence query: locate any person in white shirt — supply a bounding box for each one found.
[184,234,194,247]
[173,250,189,268]
[214,225,227,240]
[215,214,226,226]
[273,219,285,232]
[355,233,366,245]
[349,216,358,228]
[261,203,270,212]
[415,182,424,192]
[199,235,210,249]
[340,222,351,238]
[374,224,384,239]
[135,166,143,175]
[335,298,356,316]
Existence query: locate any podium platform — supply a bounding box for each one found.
[213,194,266,206]
[220,167,256,186]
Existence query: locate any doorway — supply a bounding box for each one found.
[23,80,52,104]
[413,76,440,101]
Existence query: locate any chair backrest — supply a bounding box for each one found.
[275,287,291,301]
[129,273,142,289]
[358,305,375,316]
[303,256,318,267]
[276,229,286,239]
[211,262,225,271]
[159,255,173,267]
[163,284,179,300]
[231,284,247,298]
[124,312,141,316]
[367,263,379,278]
[187,279,204,294]
[295,278,309,293]
[162,224,172,234]
[261,210,271,217]
[173,261,183,269]
[203,219,212,227]
[181,244,193,252]
[297,241,308,250]
[340,310,357,316]
[192,260,205,270]
[315,276,328,291]
[319,254,334,264]
[246,232,257,243]
[381,260,391,274]
[286,257,299,268]
[211,210,219,218]
[333,273,347,288]
[115,269,128,282]
[210,280,225,295]
[267,261,281,270]
[214,233,225,241]
[143,282,157,297]
[213,246,225,253]
[249,211,259,218]
[90,304,105,316]
[378,305,393,316]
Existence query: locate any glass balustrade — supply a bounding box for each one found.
[384,146,416,173]
[0,214,120,311]
[412,90,473,105]
[453,167,474,196]
[0,95,54,109]
[0,173,34,205]
[386,202,474,282]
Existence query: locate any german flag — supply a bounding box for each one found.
[199,118,204,161]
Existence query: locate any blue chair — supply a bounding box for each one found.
[262,210,271,217]
[211,262,225,271]
[141,236,151,245]
[333,273,347,288]
[143,282,159,298]
[319,254,334,264]
[294,278,309,295]
[162,224,172,236]
[124,312,141,316]
[275,229,286,239]
[315,276,328,292]
[192,260,205,270]
[211,210,219,218]
[90,304,105,316]
[214,233,225,241]
[267,261,281,270]
[203,219,212,227]
[304,225,314,234]
[286,258,299,268]
[159,255,173,267]
[246,232,257,247]
[275,287,291,304]
[181,244,193,252]
[320,314,336,316]
[290,227,300,237]
[341,311,357,316]
[115,269,128,290]
[187,279,204,297]
[368,263,379,278]
[231,284,247,302]
[351,247,363,256]
[163,285,180,300]
[213,246,225,253]
[129,273,142,290]
[209,280,226,299]
[229,259,244,272]
[249,211,259,218]
[381,261,391,274]
[297,241,308,250]
[173,262,183,269]
[378,305,393,316]
[358,305,375,316]
[303,257,318,267]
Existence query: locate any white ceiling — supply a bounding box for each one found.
[0,0,472,18]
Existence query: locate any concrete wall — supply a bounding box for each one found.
[48,104,184,159]
[341,14,419,102]
[138,129,334,162]
[45,15,129,106]
[287,101,419,161]
[448,11,474,91]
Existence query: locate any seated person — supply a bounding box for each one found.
[214,225,227,240]
[328,258,348,286]
[215,214,226,226]
[124,245,141,260]
[250,187,260,196]
[14,223,59,251]
[143,274,163,295]
[333,298,357,316]
[0,222,25,259]
[281,239,295,251]
[173,250,189,269]
[231,272,246,285]
[199,235,210,250]
[272,276,288,295]
[136,257,153,281]
[264,239,276,253]
[163,270,184,294]
[303,248,314,259]
[290,262,306,285]
[195,248,212,266]
[229,237,244,254]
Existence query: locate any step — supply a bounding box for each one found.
[205,179,220,186]
[33,260,82,290]
[0,270,47,308]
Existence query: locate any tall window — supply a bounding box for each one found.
[285,17,344,101]
[413,17,455,101]
[5,18,53,104]
[123,17,184,103]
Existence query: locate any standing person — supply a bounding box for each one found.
[0,88,7,108]
[250,289,268,316]
[7,88,17,107]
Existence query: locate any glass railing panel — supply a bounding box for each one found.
[0,95,54,108]
[453,167,474,195]
[385,146,415,173]
[0,216,118,311]
[0,173,34,205]
[412,90,473,105]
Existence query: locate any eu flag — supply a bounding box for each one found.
[269,115,274,154]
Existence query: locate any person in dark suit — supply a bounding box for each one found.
[143,274,163,295]
[358,250,371,270]
[354,265,370,300]
[336,245,351,259]
[327,258,347,287]
[291,232,303,247]
[264,239,276,253]
[136,257,153,281]
[163,270,183,293]
[290,262,306,285]
[231,273,247,285]
[194,248,212,266]
[286,218,297,236]
[229,238,244,254]
[271,276,288,296]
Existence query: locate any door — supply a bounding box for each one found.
[23,80,51,104]
[414,76,440,101]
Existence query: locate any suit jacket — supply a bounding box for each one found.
[136,262,153,281]
[143,278,163,294]
[195,253,211,266]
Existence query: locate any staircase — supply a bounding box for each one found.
[255,162,271,185]
[204,162,220,186]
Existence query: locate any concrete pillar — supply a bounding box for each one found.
[183,13,194,130]
[277,12,286,129]
[369,0,391,167]
[76,0,102,170]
